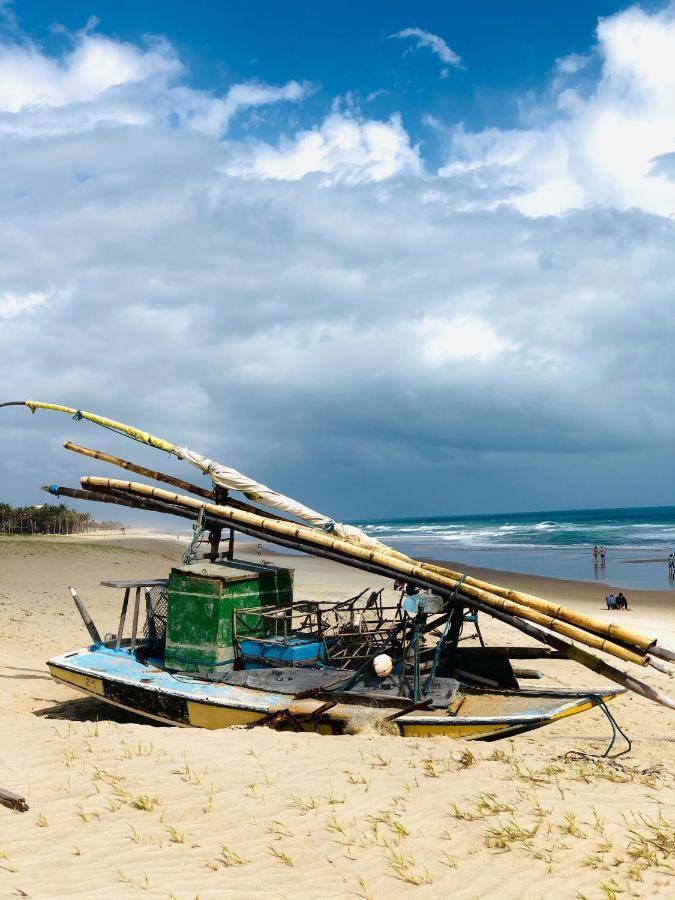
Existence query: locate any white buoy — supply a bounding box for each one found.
[373,653,393,677]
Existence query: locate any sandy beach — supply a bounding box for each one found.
[1,534,674,899]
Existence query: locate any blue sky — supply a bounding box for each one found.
[9,2,657,133]
[1,1,675,519]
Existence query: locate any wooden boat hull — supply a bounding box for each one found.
[47,646,623,740]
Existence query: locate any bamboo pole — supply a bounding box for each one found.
[72,444,300,524]
[11,399,666,660]
[62,479,675,710]
[79,478,652,668]
[422,562,656,651]
[64,442,213,499]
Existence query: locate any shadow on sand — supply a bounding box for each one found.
[33,695,163,727]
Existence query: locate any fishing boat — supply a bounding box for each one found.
[47,571,622,739]
[2,399,674,741]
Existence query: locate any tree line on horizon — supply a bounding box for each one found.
[0,500,123,535]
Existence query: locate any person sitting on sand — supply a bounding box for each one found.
[615,592,629,610]
[606,593,617,610]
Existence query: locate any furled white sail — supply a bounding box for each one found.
[175,447,392,553]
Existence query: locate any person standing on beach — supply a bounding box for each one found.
[600,546,606,565]
[593,545,599,563]
[668,553,675,576]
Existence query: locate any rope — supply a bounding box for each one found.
[182,509,206,565]
[564,699,632,761]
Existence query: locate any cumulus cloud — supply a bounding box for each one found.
[389,26,462,77]
[226,112,421,182]
[441,5,675,217]
[0,29,310,138]
[1,10,675,517]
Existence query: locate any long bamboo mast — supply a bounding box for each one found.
[63,442,214,500]
[4,399,673,680]
[422,562,656,652]
[81,477,656,670]
[72,478,675,710]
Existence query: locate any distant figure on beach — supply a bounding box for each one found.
[606,592,617,610]
[593,545,599,562]
[600,546,606,565]
[257,542,263,556]
[615,592,629,610]
[668,553,675,576]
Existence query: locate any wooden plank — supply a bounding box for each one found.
[386,698,433,721]
[130,586,141,653]
[116,587,130,651]
[0,788,28,812]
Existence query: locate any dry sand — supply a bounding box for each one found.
[1,535,674,899]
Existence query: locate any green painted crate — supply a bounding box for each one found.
[164,562,294,676]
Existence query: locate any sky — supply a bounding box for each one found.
[1,0,675,520]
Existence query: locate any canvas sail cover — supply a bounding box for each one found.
[175,447,393,553]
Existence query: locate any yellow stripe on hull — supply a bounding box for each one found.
[48,664,105,697]
[48,659,615,740]
[400,721,515,738]
[186,701,264,729]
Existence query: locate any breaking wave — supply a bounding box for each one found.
[354,506,675,551]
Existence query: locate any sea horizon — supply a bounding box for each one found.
[353,504,675,591]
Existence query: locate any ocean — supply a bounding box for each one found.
[354,506,675,591]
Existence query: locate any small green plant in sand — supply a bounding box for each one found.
[326,784,345,805]
[365,752,390,769]
[625,810,675,873]
[267,845,294,867]
[439,849,458,869]
[384,846,432,886]
[75,804,100,823]
[165,826,185,844]
[0,852,18,873]
[35,812,48,827]
[127,824,141,843]
[171,755,202,785]
[563,810,587,839]
[131,795,158,812]
[456,749,476,769]
[290,794,319,814]
[367,809,409,841]
[354,874,374,900]
[344,770,369,786]
[484,817,540,851]
[219,843,248,867]
[116,869,150,891]
[268,819,294,837]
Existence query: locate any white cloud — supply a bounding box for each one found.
[171,79,312,137]
[0,30,310,138]
[1,11,675,516]
[227,112,421,183]
[440,6,675,217]
[0,289,50,319]
[389,26,462,76]
[0,34,180,113]
[555,52,590,75]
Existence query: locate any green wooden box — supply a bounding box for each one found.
[164,562,294,676]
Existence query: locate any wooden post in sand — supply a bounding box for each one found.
[0,788,28,812]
